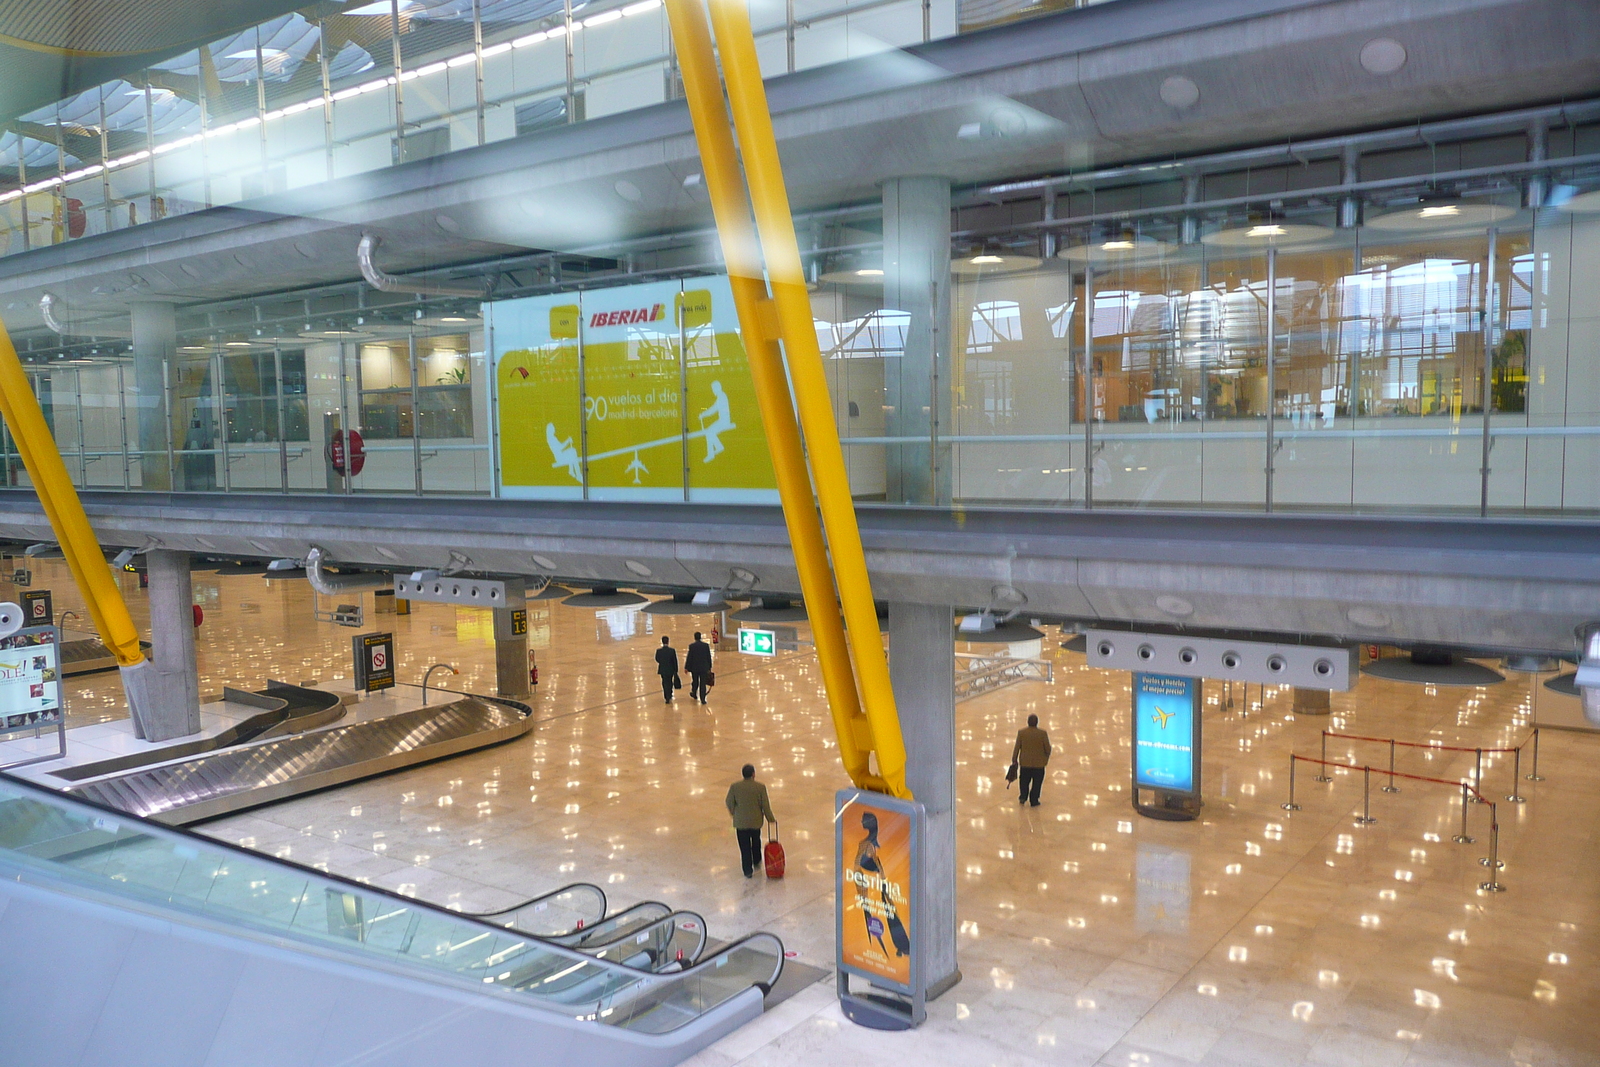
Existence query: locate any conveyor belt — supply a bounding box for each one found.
[50,681,346,782]
[65,693,533,824]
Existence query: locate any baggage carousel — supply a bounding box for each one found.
[50,683,534,825]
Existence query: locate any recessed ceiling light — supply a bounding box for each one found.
[1246,224,1287,237]
[440,316,468,322]
[180,345,208,351]
[855,268,883,277]
[1418,205,1460,218]
[225,341,251,347]
[1100,239,1135,250]
[970,254,1004,264]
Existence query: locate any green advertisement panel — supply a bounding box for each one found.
[492,294,583,499]
[582,280,685,501]
[488,276,777,503]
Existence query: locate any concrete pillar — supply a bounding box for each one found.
[129,302,175,491]
[882,177,952,506]
[887,600,961,999]
[137,549,201,740]
[492,581,530,700]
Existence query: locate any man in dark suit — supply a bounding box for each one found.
[654,635,679,704]
[686,631,713,704]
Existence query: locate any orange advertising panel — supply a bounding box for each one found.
[838,794,913,989]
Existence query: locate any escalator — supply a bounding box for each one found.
[468,884,708,973]
[0,772,784,1066]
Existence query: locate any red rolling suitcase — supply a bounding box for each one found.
[763,824,786,879]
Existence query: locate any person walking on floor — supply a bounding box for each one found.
[686,631,713,704]
[655,635,679,704]
[725,763,776,878]
[1012,713,1051,807]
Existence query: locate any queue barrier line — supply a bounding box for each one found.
[1321,728,1531,755]
[1282,753,1506,891]
[1316,727,1541,803]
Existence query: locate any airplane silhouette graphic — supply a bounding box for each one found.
[1151,706,1173,729]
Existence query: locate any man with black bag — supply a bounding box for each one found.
[686,631,714,704]
[1010,713,1051,806]
[655,635,680,704]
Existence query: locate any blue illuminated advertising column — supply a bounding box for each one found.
[1131,672,1202,821]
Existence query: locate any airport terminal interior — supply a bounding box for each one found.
[1,0,1600,1064]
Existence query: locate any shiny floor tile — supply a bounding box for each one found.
[7,558,1598,1065]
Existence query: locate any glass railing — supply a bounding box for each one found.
[0,772,783,1031]
[464,880,609,936]
[0,0,1125,260]
[8,186,1600,517]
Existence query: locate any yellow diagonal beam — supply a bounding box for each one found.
[0,318,144,666]
[664,0,879,790]
[703,0,910,799]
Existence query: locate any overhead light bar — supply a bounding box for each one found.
[0,0,666,205]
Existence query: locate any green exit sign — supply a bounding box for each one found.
[738,628,776,656]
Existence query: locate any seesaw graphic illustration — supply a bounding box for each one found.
[546,380,735,484]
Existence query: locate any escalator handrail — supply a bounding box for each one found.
[578,909,708,961]
[0,771,778,1013]
[1,771,662,991]
[549,899,673,947]
[458,880,608,926]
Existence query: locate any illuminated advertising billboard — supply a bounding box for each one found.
[836,790,917,993]
[1132,672,1199,795]
[490,275,776,503]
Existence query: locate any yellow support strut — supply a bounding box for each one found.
[663,0,881,790]
[679,0,911,798]
[0,318,145,667]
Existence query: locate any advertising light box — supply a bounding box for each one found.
[489,274,776,504]
[1132,672,1200,795]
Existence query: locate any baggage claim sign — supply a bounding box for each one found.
[490,276,777,504]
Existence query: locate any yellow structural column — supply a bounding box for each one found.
[664,0,880,790]
[0,319,145,666]
[704,0,910,799]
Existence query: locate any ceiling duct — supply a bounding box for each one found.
[561,586,647,608]
[305,546,391,595]
[1362,649,1505,687]
[1087,629,1358,690]
[357,234,489,300]
[960,620,1046,644]
[730,597,807,623]
[643,590,730,615]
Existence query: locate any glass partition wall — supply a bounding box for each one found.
[6,140,1599,516]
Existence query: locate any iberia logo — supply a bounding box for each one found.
[590,304,665,328]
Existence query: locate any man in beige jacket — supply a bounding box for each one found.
[1011,713,1052,807]
[725,763,776,878]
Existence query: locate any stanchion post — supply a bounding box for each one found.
[1355,765,1376,824]
[1506,746,1525,803]
[1382,738,1400,794]
[1479,803,1506,891]
[1452,782,1475,844]
[1314,730,1332,782]
[1479,798,1505,870]
[1526,727,1544,781]
[1471,748,1484,803]
[1282,755,1300,811]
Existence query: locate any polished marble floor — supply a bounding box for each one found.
[12,558,1600,1066]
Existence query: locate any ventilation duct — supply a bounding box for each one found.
[305,546,391,595]
[357,234,488,300]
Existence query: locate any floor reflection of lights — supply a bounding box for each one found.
[24,558,1600,1066]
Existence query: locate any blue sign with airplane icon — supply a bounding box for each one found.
[1133,672,1199,794]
